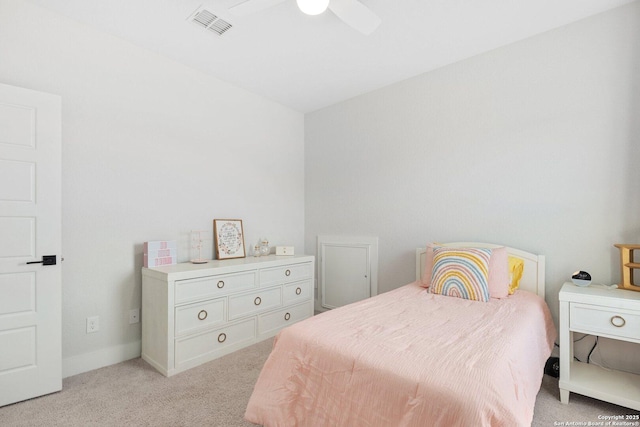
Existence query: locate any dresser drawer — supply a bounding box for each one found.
[283,280,312,304]
[175,271,257,304]
[258,302,312,336]
[175,298,225,337]
[570,303,640,341]
[175,318,256,369]
[259,262,312,286]
[228,287,282,320]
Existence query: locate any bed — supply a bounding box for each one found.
[245,242,557,427]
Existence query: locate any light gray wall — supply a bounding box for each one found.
[2,0,639,378]
[305,2,640,365]
[0,0,305,376]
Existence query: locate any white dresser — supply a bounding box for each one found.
[142,254,315,376]
[559,282,640,410]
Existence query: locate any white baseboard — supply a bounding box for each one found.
[62,340,141,378]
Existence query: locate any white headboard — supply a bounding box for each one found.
[416,242,546,298]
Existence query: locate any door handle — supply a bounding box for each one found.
[27,255,57,266]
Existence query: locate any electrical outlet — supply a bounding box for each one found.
[129,308,140,324]
[86,316,99,333]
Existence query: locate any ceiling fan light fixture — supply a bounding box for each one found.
[296,0,330,15]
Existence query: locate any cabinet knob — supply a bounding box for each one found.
[285,269,291,277]
[610,315,626,328]
[284,312,291,321]
[254,296,262,306]
[295,287,302,295]
[218,333,226,343]
[217,280,225,289]
[197,310,208,321]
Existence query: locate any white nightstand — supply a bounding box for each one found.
[559,282,640,410]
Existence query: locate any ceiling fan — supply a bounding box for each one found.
[229,0,381,35]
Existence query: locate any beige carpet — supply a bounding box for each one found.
[1,338,637,426]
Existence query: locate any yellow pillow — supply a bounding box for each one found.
[508,256,524,294]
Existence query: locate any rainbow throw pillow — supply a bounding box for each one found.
[430,247,492,302]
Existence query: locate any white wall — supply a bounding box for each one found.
[305,3,640,369]
[0,0,305,377]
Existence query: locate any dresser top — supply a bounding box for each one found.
[142,254,314,280]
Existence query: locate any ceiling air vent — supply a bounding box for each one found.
[190,8,232,36]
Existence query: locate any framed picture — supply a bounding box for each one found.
[213,219,246,260]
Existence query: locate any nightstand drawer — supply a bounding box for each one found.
[570,303,640,341]
[175,271,257,304]
[259,262,312,286]
[175,298,225,337]
[228,287,282,320]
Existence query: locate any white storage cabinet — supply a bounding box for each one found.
[142,254,314,376]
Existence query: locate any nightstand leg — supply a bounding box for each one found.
[559,300,571,404]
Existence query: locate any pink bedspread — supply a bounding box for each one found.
[245,281,556,427]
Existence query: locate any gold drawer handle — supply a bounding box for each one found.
[254,296,262,306]
[285,269,291,277]
[284,312,291,321]
[217,280,225,289]
[295,287,302,295]
[610,315,626,327]
[197,310,208,321]
[218,333,226,343]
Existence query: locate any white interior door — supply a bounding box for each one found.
[0,83,62,406]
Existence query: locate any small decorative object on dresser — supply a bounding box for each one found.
[559,282,640,410]
[614,244,640,292]
[276,246,294,256]
[213,219,245,260]
[190,230,209,264]
[259,238,270,256]
[141,254,315,376]
[143,240,177,268]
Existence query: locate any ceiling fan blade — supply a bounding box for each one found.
[328,0,381,35]
[229,0,287,16]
